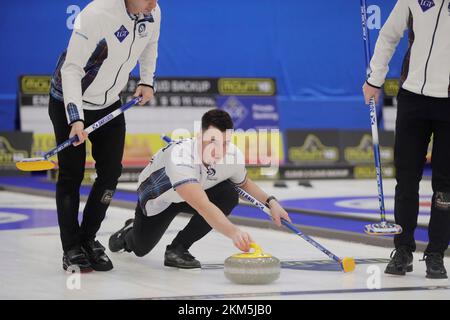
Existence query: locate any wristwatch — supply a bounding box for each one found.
[265,195,277,207]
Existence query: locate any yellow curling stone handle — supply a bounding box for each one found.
[232,243,273,259]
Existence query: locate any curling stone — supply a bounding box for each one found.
[224,243,280,285]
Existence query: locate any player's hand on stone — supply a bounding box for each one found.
[362,81,380,105]
[269,201,292,227]
[232,229,253,252]
[69,121,88,147]
[134,85,154,105]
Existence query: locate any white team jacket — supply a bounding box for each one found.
[137,138,247,216]
[50,0,161,124]
[367,0,450,98]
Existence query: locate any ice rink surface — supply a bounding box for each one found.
[0,178,448,300]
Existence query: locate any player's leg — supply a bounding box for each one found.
[109,202,179,258]
[48,95,90,271]
[79,101,125,271]
[386,89,431,275]
[424,96,450,279]
[165,181,239,268]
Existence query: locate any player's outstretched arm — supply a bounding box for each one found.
[239,179,292,227]
[176,182,253,252]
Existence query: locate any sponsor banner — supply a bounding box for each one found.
[121,94,217,108]
[285,130,396,179]
[279,165,395,180]
[383,78,400,97]
[20,75,51,95]
[34,131,284,169]
[31,133,56,158]
[218,78,276,96]
[280,166,352,180]
[19,75,52,107]
[18,76,277,135]
[0,132,33,175]
[382,79,400,129]
[382,106,397,132]
[341,131,394,165]
[382,79,400,131]
[123,77,218,95]
[152,78,218,95]
[19,75,220,108]
[286,130,341,165]
[165,131,285,167]
[32,131,285,169]
[217,96,279,130]
[32,133,165,169]
[287,130,395,166]
[122,77,219,108]
[20,94,50,107]
[245,166,280,181]
[43,131,284,182]
[121,134,166,167]
[20,76,219,97]
[353,164,395,179]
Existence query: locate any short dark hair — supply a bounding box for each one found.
[201,109,234,132]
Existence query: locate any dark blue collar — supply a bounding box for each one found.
[139,13,154,23]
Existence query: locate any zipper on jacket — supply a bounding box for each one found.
[103,20,138,105]
[421,0,445,95]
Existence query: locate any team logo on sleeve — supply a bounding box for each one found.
[138,23,148,38]
[418,0,435,12]
[206,166,218,180]
[115,25,129,43]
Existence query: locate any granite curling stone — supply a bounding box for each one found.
[224,243,281,284]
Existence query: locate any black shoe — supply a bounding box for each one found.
[109,219,134,253]
[385,247,413,275]
[82,240,113,272]
[63,248,93,273]
[164,243,201,269]
[423,252,447,279]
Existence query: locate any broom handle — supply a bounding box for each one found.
[43,97,141,160]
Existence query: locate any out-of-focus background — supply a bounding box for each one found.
[1,0,417,182]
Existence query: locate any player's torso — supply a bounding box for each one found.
[82,1,160,103]
[138,139,240,215]
[404,0,450,97]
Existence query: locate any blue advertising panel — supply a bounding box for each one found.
[217,96,279,130]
